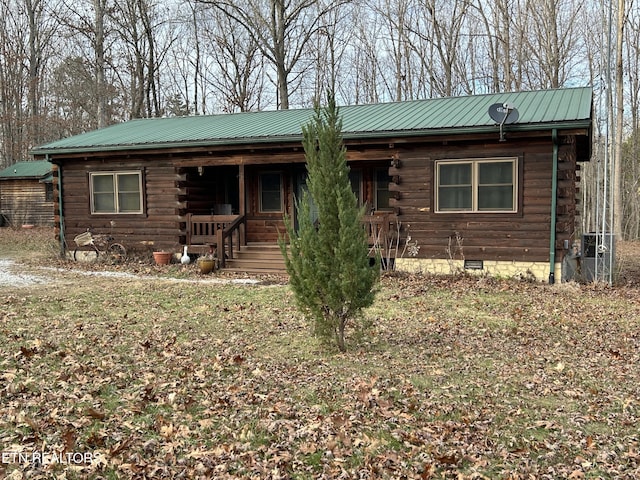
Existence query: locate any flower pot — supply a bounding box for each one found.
[198,258,216,274]
[153,251,173,265]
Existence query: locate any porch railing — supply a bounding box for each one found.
[186,212,394,266]
[362,212,398,258]
[217,214,246,268]
[186,214,246,265]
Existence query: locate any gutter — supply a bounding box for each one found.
[549,129,559,284]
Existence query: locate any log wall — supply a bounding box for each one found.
[48,130,584,264]
[388,135,580,263]
[55,157,183,253]
[0,179,54,226]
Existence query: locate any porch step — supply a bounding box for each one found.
[221,243,288,275]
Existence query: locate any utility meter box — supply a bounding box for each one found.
[581,233,615,282]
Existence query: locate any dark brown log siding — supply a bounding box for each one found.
[48,130,584,264]
[389,135,580,263]
[55,158,182,253]
[0,179,54,226]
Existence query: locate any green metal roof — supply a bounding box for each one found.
[32,87,592,156]
[0,160,52,180]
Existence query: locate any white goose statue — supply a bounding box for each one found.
[180,245,191,265]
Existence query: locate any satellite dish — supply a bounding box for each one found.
[488,102,519,141]
[488,103,519,124]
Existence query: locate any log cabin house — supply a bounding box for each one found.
[0,160,54,227]
[31,87,592,281]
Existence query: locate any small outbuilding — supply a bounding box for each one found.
[0,160,54,227]
[31,87,592,280]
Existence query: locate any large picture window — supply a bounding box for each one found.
[436,158,517,213]
[90,172,143,214]
[259,172,283,212]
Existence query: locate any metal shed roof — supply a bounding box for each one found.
[31,87,592,156]
[0,160,52,180]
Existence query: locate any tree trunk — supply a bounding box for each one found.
[613,0,624,238]
[26,0,41,143]
[94,0,107,128]
[336,316,347,353]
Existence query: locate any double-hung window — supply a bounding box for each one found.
[90,171,143,214]
[436,158,517,213]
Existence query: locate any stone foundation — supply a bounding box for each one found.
[395,258,563,282]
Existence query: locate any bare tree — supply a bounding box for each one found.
[613,0,625,237]
[197,0,348,109]
[522,0,584,89]
[368,0,414,101]
[622,4,640,238]
[56,0,115,128]
[347,3,385,104]
[25,0,56,144]
[414,0,471,97]
[0,0,28,166]
[49,56,99,135]
[93,0,108,127]
[110,0,175,118]
[201,8,267,112]
[165,2,200,115]
[0,0,60,165]
[306,5,352,106]
[468,0,522,92]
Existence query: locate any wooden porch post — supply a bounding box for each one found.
[239,164,245,215]
[239,164,246,245]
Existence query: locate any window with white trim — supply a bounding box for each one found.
[259,172,283,212]
[90,171,143,214]
[436,158,517,213]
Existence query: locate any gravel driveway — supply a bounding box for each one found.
[0,259,48,286]
[0,258,261,287]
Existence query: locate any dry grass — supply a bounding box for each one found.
[1,227,639,479]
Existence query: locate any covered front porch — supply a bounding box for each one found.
[182,211,398,272]
[177,161,397,272]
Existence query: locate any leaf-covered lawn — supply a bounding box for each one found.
[1,228,639,479]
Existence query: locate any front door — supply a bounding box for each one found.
[216,167,239,214]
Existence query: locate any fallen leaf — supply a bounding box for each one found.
[85,407,106,421]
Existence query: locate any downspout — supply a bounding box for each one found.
[549,129,559,284]
[49,154,65,258]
